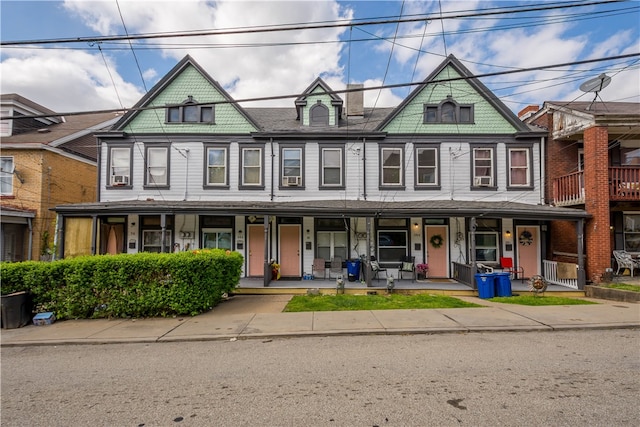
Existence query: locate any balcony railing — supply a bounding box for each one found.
[553,167,640,206]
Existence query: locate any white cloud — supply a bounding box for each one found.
[0,48,144,112]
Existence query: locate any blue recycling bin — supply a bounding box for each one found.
[475,273,495,299]
[494,272,512,297]
[347,259,361,282]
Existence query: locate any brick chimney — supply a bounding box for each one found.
[346,84,364,117]
[518,105,539,121]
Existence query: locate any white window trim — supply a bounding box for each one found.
[381,147,403,186]
[146,146,169,186]
[206,147,228,186]
[473,147,494,186]
[242,147,263,186]
[321,147,343,187]
[416,147,438,186]
[0,156,14,195]
[508,148,531,187]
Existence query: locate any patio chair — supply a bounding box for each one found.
[399,255,416,282]
[613,250,640,278]
[329,256,343,279]
[312,258,326,279]
[500,257,524,281]
[369,256,387,281]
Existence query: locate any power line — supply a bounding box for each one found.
[1,0,626,46]
[3,52,637,121]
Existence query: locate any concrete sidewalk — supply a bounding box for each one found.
[1,295,638,347]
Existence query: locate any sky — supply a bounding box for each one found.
[1,0,639,115]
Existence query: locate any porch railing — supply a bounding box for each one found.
[452,262,475,288]
[553,167,640,205]
[543,260,579,289]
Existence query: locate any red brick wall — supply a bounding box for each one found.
[583,126,611,282]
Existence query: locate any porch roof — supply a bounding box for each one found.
[54,199,589,221]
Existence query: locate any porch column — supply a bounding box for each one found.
[160,214,166,253]
[91,215,98,255]
[583,125,610,282]
[577,219,586,289]
[469,217,477,267]
[365,217,372,287]
[263,216,270,287]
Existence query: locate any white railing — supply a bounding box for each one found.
[543,260,578,289]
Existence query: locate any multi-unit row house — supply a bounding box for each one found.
[0,94,119,262]
[53,54,589,286]
[523,102,640,282]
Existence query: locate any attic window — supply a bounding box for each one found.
[424,97,473,124]
[166,96,214,124]
[310,102,329,127]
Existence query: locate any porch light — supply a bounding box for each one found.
[505,230,512,238]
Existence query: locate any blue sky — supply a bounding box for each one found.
[1,0,639,114]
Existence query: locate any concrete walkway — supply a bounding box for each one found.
[1,295,638,347]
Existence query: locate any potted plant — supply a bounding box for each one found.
[416,263,428,280]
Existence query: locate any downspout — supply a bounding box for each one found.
[470,217,477,287]
[539,136,546,205]
[54,213,62,260]
[577,219,586,289]
[91,215,97,255]
[362,138,367,200]
[27,217,33,261]
[96,138,102,202]
[270,138,275,201]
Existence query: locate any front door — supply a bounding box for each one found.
[516,226,540,278]
[248,224,265,277]
[279,224,301,277]
[426,225,448,278]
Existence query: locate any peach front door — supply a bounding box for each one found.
[279,224,301,277]
[516,226,540,279]
[248,224,266,277]
[426,225,448,278]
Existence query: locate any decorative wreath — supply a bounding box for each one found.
[430,234,444,248]
[519,230,533,246]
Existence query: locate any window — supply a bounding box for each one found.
[320,147,343,187]
[472,147,495,187]
[473,232,499,262]
[621,146,640,166]
[316,218,348,260]
[281,147,303,187]
[381,147,403,186]
[145,145,169,187]
[166,96,214,124]
[424,97,473,124]
[377,230,408,263]
[108,146,131,187]
[241,147,263,187]
[202,229,232,250]
[310,102,329,127]
[416,147,438,186]
[624,214,640,252]
[508,148,531,187]
[0,157,14,195]
[0,108,11,137]
[140,215,173,253]
[206,146,227,186]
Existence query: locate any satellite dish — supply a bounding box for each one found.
[579,73,611,93]
[579,74,611,111]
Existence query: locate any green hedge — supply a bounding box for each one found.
[0,250,243,319]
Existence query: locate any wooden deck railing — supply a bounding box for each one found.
[452,262,476,288]
[553,167,640,205]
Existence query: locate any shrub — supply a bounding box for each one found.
[0,250,242,319]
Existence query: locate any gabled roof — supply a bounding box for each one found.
[376,54,531,133]
[295,77,343,104]
[112,55,261,131]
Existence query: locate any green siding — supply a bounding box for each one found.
[124,66,257,134]
[382,66,518,134]
[301,87,336,126]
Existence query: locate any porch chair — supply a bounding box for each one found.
[369,256,387,281]
[500,257,524,281]
[399,255,416,282]
[613,250,640,278]
[312,258,326,279]
[329,256,343,279]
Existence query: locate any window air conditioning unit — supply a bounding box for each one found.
[112,175,130,186]
[474,176,492,186]
[284,176,300,186]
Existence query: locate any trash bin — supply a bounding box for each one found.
[475,273,495,299]
[347,259,361,282]
[494,272,512,297]
[1,291,32,329]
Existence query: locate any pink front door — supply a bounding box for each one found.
[279,224,301,277]
[248,224,265,277]
[516,226,540,279]
[426,225,448,278]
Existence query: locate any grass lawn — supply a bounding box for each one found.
[600,283,640,292]
[283,293,483,312]
[489,295,598,306]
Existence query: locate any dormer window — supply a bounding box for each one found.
[166,96,214,124]
[310,101,329,127]
[424,96,473,124]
